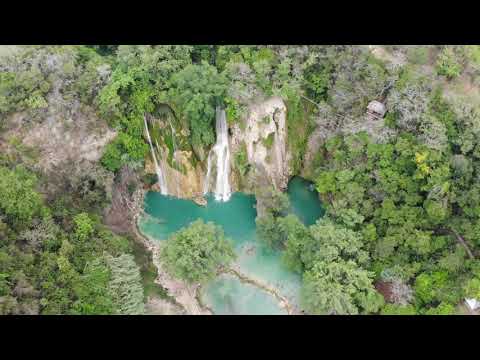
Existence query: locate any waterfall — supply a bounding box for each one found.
[166,116,177,157]
[165,116,180,196]
[203,151,213,195]
[144,116,168,195]
[203,107,231,202]
[154,139,169,195]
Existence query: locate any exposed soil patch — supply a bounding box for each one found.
[104,165,143,235]
[1,107,116,173]
[145,296,185,315]
[375,280,395,303]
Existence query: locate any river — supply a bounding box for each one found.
[138,176,324,314]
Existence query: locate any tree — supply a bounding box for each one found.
[100,132,148,172]
[303,218,369,269]
[424,302,456,315]
[255,186,290,217]
[73,213,95,242]
[255,213,308,252]
[327,46,390,116]
[160,220,235,284]
[97,45,192,172]
[414,271,449,305]
[0,166,44,225]
[463,277,480,299]
[255,185,294,251]
[98,45,193,123]
[280,215,310,273]
[388,80,431,132]
[105,253,145,315]
[256,214,282,250]
[301,260,382,315]
[436,47,462,79]
[19,216,60,252]
[278,215,382,315]
[303,61,333,102]
[71,259,115,315]
[169,62,227,148]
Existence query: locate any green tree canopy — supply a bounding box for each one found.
[160,219,235,284]
[0,166,44,225]
[301,260,383,315]
[169,62,228,148]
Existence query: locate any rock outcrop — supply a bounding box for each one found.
[145,148,205,200]
[144,97,291,200]
[104,165,143,235]
[1,107,116,173]
[230,96,290,192]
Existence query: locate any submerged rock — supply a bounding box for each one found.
[193,196,207,207]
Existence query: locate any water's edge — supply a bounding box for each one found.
[136,214,294,315]
[137,177,323,315]
[134,216,213,315]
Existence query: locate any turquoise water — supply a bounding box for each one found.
[287,176,325,226]
[139,176,323,315]
[202,274,287,315]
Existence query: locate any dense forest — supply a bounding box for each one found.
[1,45,480,315]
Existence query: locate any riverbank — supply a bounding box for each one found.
[133,215,212,315]
[137,180,324,314]
[135,205,300,315]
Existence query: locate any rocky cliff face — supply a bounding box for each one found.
[145,97,292,200]
[1,106,116,174]
[145,147,205,200]
[230,96,291,193]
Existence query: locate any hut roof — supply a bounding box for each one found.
[367,100,386,116]
[465,298,480,310]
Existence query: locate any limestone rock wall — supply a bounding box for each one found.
[230,96,291,192]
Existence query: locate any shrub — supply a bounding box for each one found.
[436,48,462,79]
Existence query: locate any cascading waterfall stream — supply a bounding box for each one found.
[144,115,168,195]
[203,107,231,202]
[203,152,213,195]
[165,116,180,195]
[154,139,169,195]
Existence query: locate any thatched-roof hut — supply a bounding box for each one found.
[465,298,480,311]
[367,100,387,119]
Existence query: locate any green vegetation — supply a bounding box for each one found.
[304,61,334,103]
[3,45,480,314]
[101,132,149,172]
[286,98,316,174]
[234,143,250,177]
[306,100,480,313]
[245,46,480,314]
[169,62,228,149]
[160,220,236,284]
[262,132,275,149]
[0,163,144,314]
[224,96,242,125]
[0,166,45,225]
[131,238,170,301]
[302,259,383,315]
[436,47,463,79]
[97,45,193,172]
[258,207,382,314]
